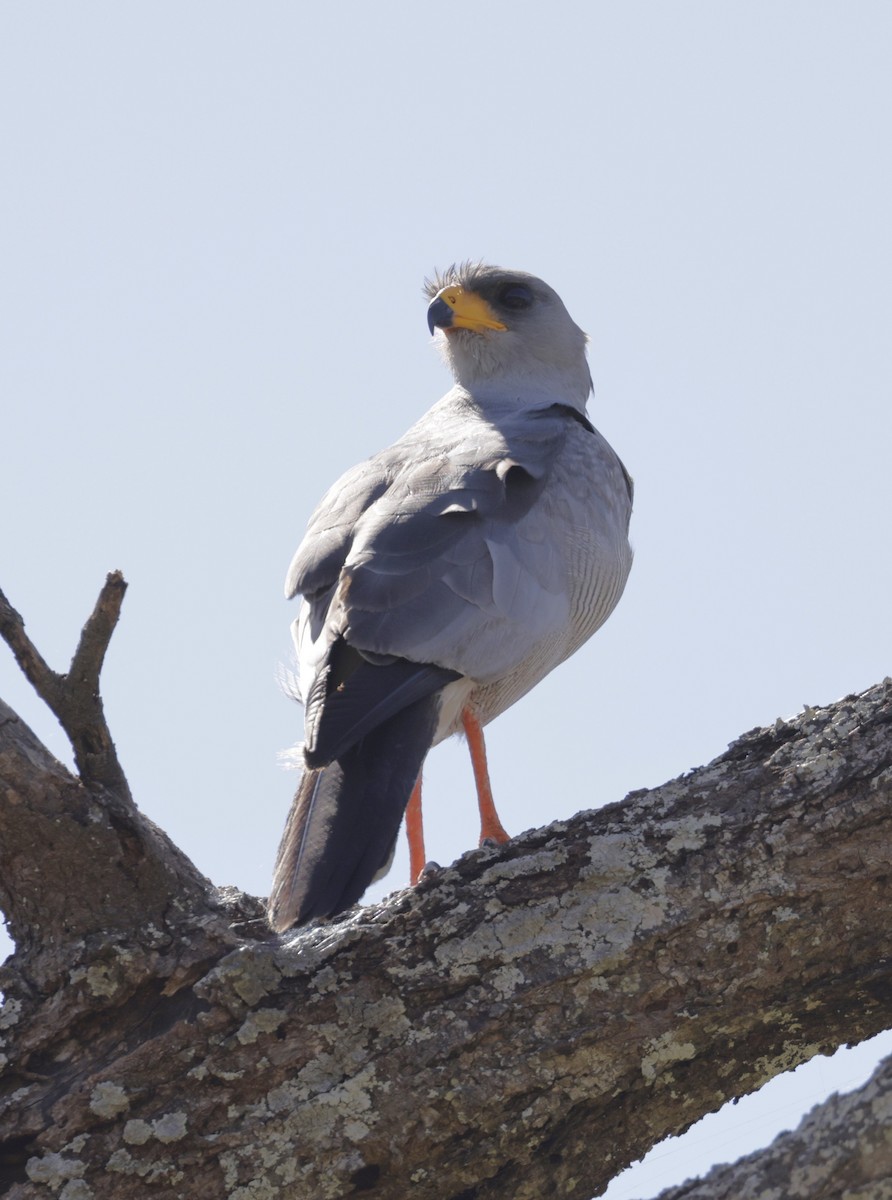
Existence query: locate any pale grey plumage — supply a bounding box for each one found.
[287,395,630,714]
[268,263,633,931]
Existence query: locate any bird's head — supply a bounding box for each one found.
[425,262,593,409]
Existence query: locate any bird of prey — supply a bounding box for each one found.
[268,263,633,931]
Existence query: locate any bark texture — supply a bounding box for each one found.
[656,1051,892,1199]
[1,579,891,1199]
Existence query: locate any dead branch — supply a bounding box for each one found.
[0,577,238,985]
[0,572,130,798]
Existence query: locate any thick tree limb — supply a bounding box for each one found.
[0,573,130,798]
[1,652,891,1197]
[0,700,229,968]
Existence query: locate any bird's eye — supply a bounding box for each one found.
[498,283,534,311]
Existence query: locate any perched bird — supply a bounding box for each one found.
[268,263,633,931]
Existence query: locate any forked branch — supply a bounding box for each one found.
[0,573,222,959]
[0,571,130,798]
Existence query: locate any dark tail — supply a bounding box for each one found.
[267,693,441,931]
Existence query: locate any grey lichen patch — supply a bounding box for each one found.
[406,1023,437,1044]
[237,1007,288,1045]
[665,813,723,853]
[477,905,555,964]
[794,746,848,790]
[107,1149,145,1176]
[122,1119,153,1146]
[26,1151,86,1186]
[296,1050,348,1097]
[333,992,410,1043]
[265,1081,301,1116]
[478,847,568,886]
[220,1144,313,1199]
[584,831,645,881]
[222,1075,381,1200]
[60,1181,94,1200]
[228,1179,282,1200]
[753,1040,823,1083]
[209,1066,246,1082]
[319,1062,377,1118]
[198,946,283,1011]
[69,961,124,999]
[490,965,525,999]
[576,972,611,996]
[0,995,22,1031]
[309,965,339,994]
[560,881,668,958]
[344,1118,371,1142]
[759,1006,804,1033]
[4,1085,37,1109]
[106,1148,185,1185]
[311,1021,344,1047]
[152,1110,188,1143]
[261,1060,381,1155]
[827,707,861,738]
[89,1081,130,1119]
[641,1032,697,1081]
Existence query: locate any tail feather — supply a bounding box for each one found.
[267,694,440,931]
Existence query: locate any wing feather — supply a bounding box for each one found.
[287,399,630,695]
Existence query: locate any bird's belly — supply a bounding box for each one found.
[433,516,632,741]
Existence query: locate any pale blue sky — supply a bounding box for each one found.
[2,4,891,1195]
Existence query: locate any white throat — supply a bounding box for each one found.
[437,332,592,414]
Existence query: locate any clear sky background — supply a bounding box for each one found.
[2,4,891,1196]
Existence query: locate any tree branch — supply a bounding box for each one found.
[0,577,234,981]
[0,572,130,797]
[655,1051,892,1199]
[1,674,890,1198]
[0,698,227,978]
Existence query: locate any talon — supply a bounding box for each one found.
[479,836,507,850]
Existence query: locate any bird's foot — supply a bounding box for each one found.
[418,860,441,879]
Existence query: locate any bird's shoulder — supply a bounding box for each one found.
[286,390,577,602]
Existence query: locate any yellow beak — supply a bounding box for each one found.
[427,286,507,334]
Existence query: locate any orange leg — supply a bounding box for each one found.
[406,776,426,884]
[461,707,510,846]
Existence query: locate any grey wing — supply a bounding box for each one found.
[331,428,578,682]
[284,455,395,708]
[285,456,392,604]
[287,408,630,697]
